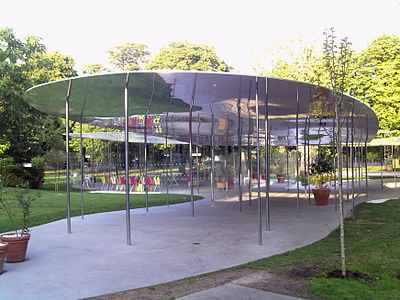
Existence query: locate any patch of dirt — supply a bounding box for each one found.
[84,268,313,300]
[233,269,312,298]
[327,270,374,280]
[84,269,256,300]
[359,209,372,214]
[345,219,385,225]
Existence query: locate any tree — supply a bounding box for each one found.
[322,28,353,277]
[146,41,231,72]
[350,34,400,136]
[253,34,325,84]
[81,63,109,74]
[107,42,150,71]
[0,27,77,163]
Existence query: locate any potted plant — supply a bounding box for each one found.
[272,148,287,183]
[0,182,40,263]
[309,148,335,206]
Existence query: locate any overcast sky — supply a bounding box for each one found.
[2,0,399,74]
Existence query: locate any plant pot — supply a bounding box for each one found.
[0,233,30,263]
[386,165,393,172]
[312,188,330,206]
[276,174,286,183]
[0,243,8,274]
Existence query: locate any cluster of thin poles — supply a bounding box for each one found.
[63,76,387,246]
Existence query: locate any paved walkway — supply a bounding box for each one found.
[179,283,305,300]
[1,179,398,300]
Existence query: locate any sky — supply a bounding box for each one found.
[1,0,399,74]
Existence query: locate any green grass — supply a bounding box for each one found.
[240,198,400,299]
[0,184,202,233]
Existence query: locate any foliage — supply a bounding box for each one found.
[31,156,45,185]
[81,63,109,74]
[107,42,150,71]
[309,86,335,118]
[0,27,77,163]
[242,199,400,300]
[271,147,286,174]
[0,182,40,234]
[253,33,327,85]
[350,34,400,137]
[69,122,120,163]
[146,41,231,72]
[309,147,335,188]
[255,32,400,138]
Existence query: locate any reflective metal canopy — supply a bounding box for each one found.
[26,71,379,146]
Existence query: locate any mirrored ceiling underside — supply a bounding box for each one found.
[26,71,379,146]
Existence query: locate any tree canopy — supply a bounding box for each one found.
[146,41,231,72]
[107,42,150,71]
[0,27,77,162]
[256,33,400,137]
[350,35,400,135]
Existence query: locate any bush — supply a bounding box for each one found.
[0,157,45,189]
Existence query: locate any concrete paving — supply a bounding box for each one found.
[178,283,305,300]
[1,179,398,300]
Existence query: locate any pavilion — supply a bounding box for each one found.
[25,71,379,245]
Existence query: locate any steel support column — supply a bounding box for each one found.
[65,79,72,234]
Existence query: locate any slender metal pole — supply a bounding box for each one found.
[225,115,229,195]
[196,113,201,194]
[65,79,72,234]
[364,115,369,195]
[79,78,89,219]
[295,84,300,219]
[255,77,262,245]
[392,145,395,188]
[237,77,243,211]
[358,146,362,186]
[144,74,156,212]
[380,145,384,189]
[79,121,84,219]
[351,100,355,207]
[124,73,132,246]
[395,146,397,188]
[303,116,308,203]
[189,74,198,217]
[264,78,270,231]
[307,117,311,204]
[247,82,253,206]
[345,113,350,200]
[286,143,290,191]
[210,112,215,201]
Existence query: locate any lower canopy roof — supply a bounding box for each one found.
[26,71,379,146]
[368,137,400,146]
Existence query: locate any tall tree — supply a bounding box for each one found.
[322,28,353,277]
[0,28,77,162]
[146,41,231,72]
[350,34,400,136]
[107,42,150,71]
[254,34,324,84]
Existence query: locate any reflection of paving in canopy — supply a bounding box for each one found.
[69,132,187,144]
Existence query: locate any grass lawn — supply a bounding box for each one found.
[89,198,400,300]
[239,198,400,299]
[0,183,202,234]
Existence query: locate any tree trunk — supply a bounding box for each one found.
[335,104,346,277]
